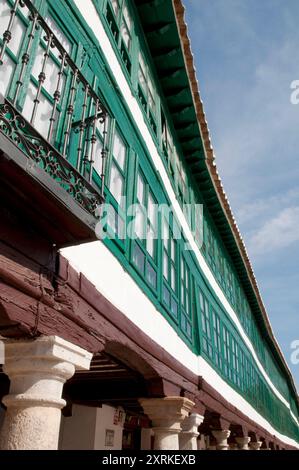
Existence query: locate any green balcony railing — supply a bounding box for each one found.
[0,0,109,219]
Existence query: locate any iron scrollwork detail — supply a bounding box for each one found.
[0,99,103,217]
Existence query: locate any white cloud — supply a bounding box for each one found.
[235,187,299,225]
[248,206,299,255]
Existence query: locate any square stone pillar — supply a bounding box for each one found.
[139,397,194,450]
[0,336,92,450]
[179,413,204,450]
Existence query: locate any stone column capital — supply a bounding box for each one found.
[181,413,204,432]
[212,429,231,440]
[0,336,92,450]
[249,441,262,450]
[139,397,195,450]
[179,413,204,450]
[212,429,231,450]
[139,397,194,428]
[2,335,91,372]
[236,436,251,450]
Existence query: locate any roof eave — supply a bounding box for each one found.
[172,0,298,403]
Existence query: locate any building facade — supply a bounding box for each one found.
[0,0,298,450]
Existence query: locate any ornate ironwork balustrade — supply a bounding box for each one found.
[0,0,108,220]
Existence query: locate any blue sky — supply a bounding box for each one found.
[183,0,299,388]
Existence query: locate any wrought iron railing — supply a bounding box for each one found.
[0,0,109,218]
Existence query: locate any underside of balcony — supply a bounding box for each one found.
[0,104,101,247]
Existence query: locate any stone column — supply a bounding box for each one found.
[139,397,194,450]
[212,430,231,450]
[179,413,204,450]
[141,428,153,450]
[236,436,251,450]
[198,434,207,450]
[0,335,92,450]
[249,441,262,450]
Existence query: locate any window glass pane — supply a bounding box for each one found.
[146,225,155,257]
[0,0,25,56]
[171,265,176,292]
[93,137,103,174]
[118,215,125,239]
[23,82,55,138]
[146,262,156,289]
[163,285,170,306]
[113,130,126,169]
[123,5,132,30]
[163,220,169,247]
[110,162,124,205]
[111,0,120,16]
[171,239,175,262]
[171,298,178,317]
[135,204,145,239]
[201,314,207,334]
[137,173,145,203]
[148,77,155,111]
[199,292,204,311]
[148,192,156,228]
[138,53,147,90]
[31,45,64,96]
[0,52,14,97]
[107,203,117,233]
[96,114,108,136]
[121,5,132,51]
[107,205,124,238]
[163,251,168,279]
[45,15,71,54]
[121,21,131,50]
[132,242,145,274]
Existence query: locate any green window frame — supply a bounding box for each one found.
[199,289,213,358]
[20,13,73,142]
[180,254,192,339]
[1,0,77,147]
[239,348,246,392]
[222,324,231,380]
[217,246,226,288]
[0,0,30,99]
[105,0,133,74]
[131,169,158,291]
[161,114,190,209]
[105,125,128,243]
[231,335,240,387]
[137,50,157,133]
[205,222,216,272]
[212,308,223,370]
[224,259,234,304]
[162,216,179,320]
[161,112,176,181]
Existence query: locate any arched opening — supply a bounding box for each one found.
[60,342,162,450]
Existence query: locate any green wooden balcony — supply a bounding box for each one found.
[0,0,108,246]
